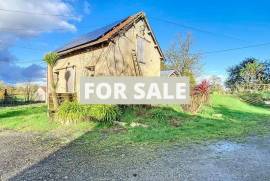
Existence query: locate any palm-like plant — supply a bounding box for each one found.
[43,52,59,110]
[240,62,264,89]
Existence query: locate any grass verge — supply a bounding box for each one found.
[0,94,269,147]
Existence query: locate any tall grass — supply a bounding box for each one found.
[56,101,86,124]
[56,102,121,124]
[85,105,121,124]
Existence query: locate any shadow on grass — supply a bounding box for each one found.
[0,101,45,108]
[8,106,189,180]
[0,106,46,119]
[9,105,270,180]
[0,110,27,119]
[212,105,270,120]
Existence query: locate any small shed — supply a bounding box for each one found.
[160,70,179,77]
[34,86,47,102]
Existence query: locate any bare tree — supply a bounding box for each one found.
[165,34,202,86]
[209,75,224,93]
[0,81,4,90]
[23,82,38,102]
[0,81,4,99]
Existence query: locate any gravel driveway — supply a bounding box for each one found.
[1,131,270,181]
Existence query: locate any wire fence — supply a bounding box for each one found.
[0,94,45,107]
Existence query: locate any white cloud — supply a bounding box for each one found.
[0,0,78,37]
[0,0,80,84]
[0,0,79,48]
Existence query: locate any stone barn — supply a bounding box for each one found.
[47,12,164,108]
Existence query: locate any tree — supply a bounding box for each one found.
[0,81,4,88]
[23,82,38,102]
[262,60,270,83]
[43,52,59,110]
[226,58,264,90]
[240,62,263,84]
[0,81,4,99]
[209,75,224,93]
[165,34,201,87]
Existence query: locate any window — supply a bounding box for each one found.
[65,67,75,93]
[85,66,95,77]
[53,71,59,85]
[137,36,146,64]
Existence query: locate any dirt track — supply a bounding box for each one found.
[1,131,270,181]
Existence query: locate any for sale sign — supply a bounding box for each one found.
[80,77,190,104]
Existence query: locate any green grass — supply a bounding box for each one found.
[260,91,270,99]
[0,104,56,132]
[0,104,97,140]
[83,94,270,147]
[0,94,270,147]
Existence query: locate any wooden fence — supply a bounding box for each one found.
[241,84,270,92]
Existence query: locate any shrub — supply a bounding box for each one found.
[182,80,211,114]
[150,108,167,121]
[261,91,270,100]
[85,105,121,124]
[194,80,211,102]
[56,102,121,124]
[238,91,270,106]
[56,101,86,124]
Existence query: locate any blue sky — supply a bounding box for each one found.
[2,0,270,83]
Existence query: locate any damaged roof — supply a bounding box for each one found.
[56,12,164,59]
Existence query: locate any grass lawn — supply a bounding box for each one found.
[0,104,97,141]
[0,94,269,146]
